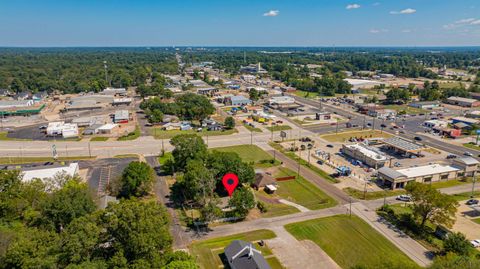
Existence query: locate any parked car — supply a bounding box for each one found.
[39,125,47,129]
[470,240,480,248]
[464,152,473,157]
[414,136,422,141]
[446,154,457,159]
[396,195,411,202]
[326,144,334,148]
[466,199,479,205]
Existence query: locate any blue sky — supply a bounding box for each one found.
[0,0,479,46]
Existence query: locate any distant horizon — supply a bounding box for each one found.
[0,45,479,49]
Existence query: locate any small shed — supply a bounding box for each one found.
[253,172,276,191]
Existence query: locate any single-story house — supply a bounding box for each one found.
[162,122,181,131]
[97,123,118,134]
[253,172,276,190]
[114,110,130,123]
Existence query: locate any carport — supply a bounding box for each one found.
[381,137,427,158]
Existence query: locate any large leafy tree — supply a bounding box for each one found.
[100,199,172,265]
[175,93,215,121]
[182,160,215,205]
[170,134,208,172]
[228,187,255,218]
[118,161,154,199]
[442,232,473,256]
[40,179,96,232]
[405,182,458,229]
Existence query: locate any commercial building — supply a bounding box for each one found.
[239,63,268,74]
[466,110,480,119]
[445,96,480,107]
[101,87,127,96]
[97,124,119,134]
[409,101,441,110]
[382,137,427,157]
[113,98,133,106]
[0,100,34,109]
[72,115,109,127]
[378,157,479,189]
[368,109,396,119]
[423,120,448,128]
[46,122,79,138]
[114,110,130,123]
[22,163,79,183]
[268,96,295,106]
[224,240,271,269]
[315,111,332,121]
[341,143,388,169]
[226,95,252,106]
[451,117,479,126]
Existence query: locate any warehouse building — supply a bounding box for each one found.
[0,100,34,109]
[445,96,480,107]
[409,101,440,110]
[225,95,252,106]
[101,87,127,96]
[21,163,79,183]
[341,143,388,169]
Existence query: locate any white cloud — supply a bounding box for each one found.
[456,18,475,24]
[390,8,416,15]
[370,29,388,34]
[263,10,279,17]
[373,2,381,6]
[346,4,361,10]
[444,18,480,30]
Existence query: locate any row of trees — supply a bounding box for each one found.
[0,48,179,93]
[167,134,256,222]
[140,93,215,124]
[0,165,196,268]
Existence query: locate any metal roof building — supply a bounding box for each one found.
[224,240,271,269]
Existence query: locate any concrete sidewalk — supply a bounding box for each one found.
[349,202,433,267]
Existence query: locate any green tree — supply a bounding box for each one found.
[385,88,410,104]
[118,161,154,199]
[443,232,473,256]
[199,200,222,223]
[182,159,215,205]
[429,253,480,269]
[224,116,235,129]
[405,182,458,229]
[148,109,164,124]
[228,187,255,218]
[101,199,172,266]
[170,134,208,172]
[59,215,101,265]
[249,88,259,101]
[40,179,96,232]
[175,93,215,121]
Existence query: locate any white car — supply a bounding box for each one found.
[470,239,480,248]
[396,195,411,202]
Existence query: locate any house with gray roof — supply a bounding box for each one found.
[224,240,271,269]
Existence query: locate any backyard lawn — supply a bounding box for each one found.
[273,167,337,210]
[321,130,392,143]
[255,190,300,218]
[151,128,237,139]
[285,215,419,269]
[189,229,283,269]
[266,125,292,132]
[90,136,109,142]
[212,144,280,167]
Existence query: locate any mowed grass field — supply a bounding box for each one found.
[212,144,280,167]
[274,167,337,210]
[321,130,392,143]
[189,229,284,269]
[151,128,237,139]
[266,125,292,132]
[285,215,419,269]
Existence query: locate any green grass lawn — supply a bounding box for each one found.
[430,178,472,189]
[189,230,283,269]
[90,136,109,142]
[320,130,392,143]
[244,123,263,132]
[472,218,480,225]
[343,187,406,200]
[212,144,280,168]
[451,191,480,202]
[151,128,237,139]
[463,143,480,151]
[266,125,292,132]
[285,215,419,269]
[117,125,140,141]
[269,142,338,183]
[255,190,300,218]
[0,156,95,165]
[293,90,322,99]
[158,152,173,166]
[273,167,337,210]
[113,154,139,159]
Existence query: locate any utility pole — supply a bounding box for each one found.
[362,115,366,130]
[372,116,376,130]
[88,142,92,158]
[472,174,477,198]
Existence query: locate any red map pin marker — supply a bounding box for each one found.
[222,173,239,197]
